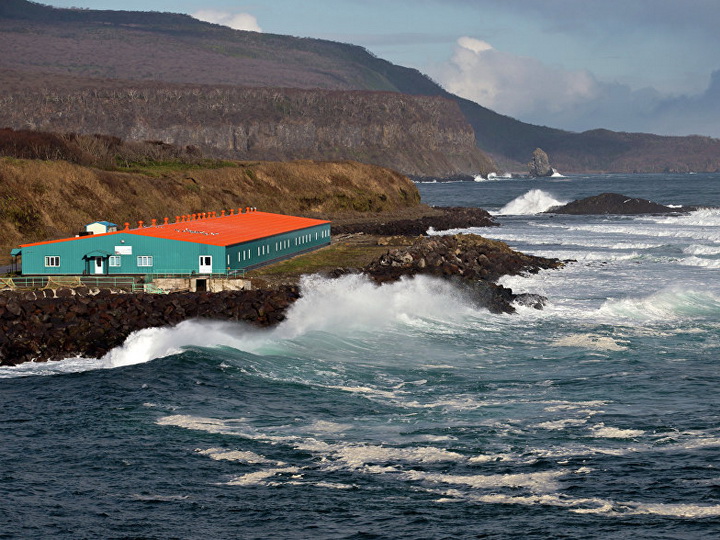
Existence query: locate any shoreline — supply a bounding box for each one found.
[0,207,562,367]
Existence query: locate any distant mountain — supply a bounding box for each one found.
[2,0,720,174]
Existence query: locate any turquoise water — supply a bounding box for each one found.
[2,173,720,538]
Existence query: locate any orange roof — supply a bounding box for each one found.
[20,211,330,248]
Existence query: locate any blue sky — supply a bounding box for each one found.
[42,0,720,138]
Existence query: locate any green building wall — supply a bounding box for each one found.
[18,223,331,276]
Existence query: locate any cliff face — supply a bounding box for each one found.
[4,1,719,174]
[0,87,495,177]
[0,157,421,264]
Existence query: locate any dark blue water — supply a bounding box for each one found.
[2,173,720,539]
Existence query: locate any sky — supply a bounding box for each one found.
[42,0,720,138]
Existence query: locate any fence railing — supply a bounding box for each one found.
[143,269,246,280]
[1,275,144,292]
[1,271,248,292]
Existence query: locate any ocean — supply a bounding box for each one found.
[2,173,720,539]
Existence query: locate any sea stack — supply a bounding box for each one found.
[528,148,554,177]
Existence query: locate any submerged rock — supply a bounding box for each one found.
[548,193,689,215]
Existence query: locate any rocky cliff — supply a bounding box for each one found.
[0,86,496,177]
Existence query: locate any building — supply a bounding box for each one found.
[85,221,118,235]
[13,209,331,277]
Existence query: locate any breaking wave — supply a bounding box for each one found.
[496,189,567,215]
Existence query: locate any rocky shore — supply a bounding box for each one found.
[338,234,562,313]
[0,287,300,366]
[1,209,562,367]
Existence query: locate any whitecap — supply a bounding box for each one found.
[496,189,567,215]
[591,423,645,439]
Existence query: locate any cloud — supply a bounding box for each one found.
[433,37,599,119]
[192,9,262,32]
[431,37,720,138]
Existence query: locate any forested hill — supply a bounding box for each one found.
[2,0,720,173]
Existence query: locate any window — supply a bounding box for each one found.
[109,256,121,267]
[44,256,60,267]
[137,255,153,267]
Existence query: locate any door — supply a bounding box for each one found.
[199,255,212,274]
[94,257,104,275]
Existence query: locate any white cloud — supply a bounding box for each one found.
[433,36,599,119]
[431,36,720,138]
[192,9,262,32]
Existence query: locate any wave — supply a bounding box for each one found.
[684,244,720,255]
[680,256,720,268]
[598,287,720,321]
[643,207,720,227]
[474,172,513,182]
[1,274,482,377]
[496,189,568,215]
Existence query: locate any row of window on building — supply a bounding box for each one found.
[44,230,330,268]
[45,255,154,267]
[238,229,329,262]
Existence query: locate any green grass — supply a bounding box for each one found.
[112,158,238,176]
[248,241,389,278]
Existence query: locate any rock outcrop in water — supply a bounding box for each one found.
[548,193,689,215]
[528,148,553,177]
[354,234,562,313]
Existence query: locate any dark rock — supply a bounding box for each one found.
[548,192,687,215]
[528,148,553,177]
[332,206,498,236]
[0,286,304,366]
[360,233,562,313]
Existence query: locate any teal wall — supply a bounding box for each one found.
[18,223,332,275]
[20,233,224,275]
[226,223,332,271]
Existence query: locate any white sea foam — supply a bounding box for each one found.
[684,243,720,255]
[275,274,477,340]
[680,255,720,268]
[403,469,564,493]
[196,448,275,464]
[496,189,567,215]
[598,288,720,321]
[533,418,589,430]
[434,488,720,518]
[591,423,645,439]
[226,467,301,486]
[551,333,628,351]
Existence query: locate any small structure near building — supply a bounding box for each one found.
[12,209,331,291]
[85,221,118,235]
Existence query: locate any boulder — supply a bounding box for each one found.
[548,193,688,215]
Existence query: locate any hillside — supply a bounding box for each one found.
[0,156,421,264]
[2,0,720,173]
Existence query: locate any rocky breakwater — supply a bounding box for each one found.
[0,286,299,366]
[356,234,563,313]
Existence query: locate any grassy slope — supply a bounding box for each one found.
[0,157,421,264]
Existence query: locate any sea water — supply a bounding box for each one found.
[2,173,720,538]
